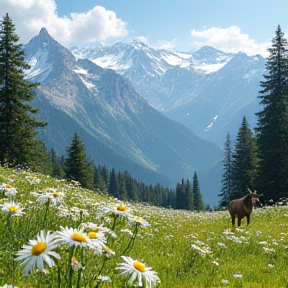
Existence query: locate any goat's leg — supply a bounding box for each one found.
[247,215,250,225]
[237,218,241,226]
[231,215,235,226]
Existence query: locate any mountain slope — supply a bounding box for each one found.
[74,42,265,147]
[24,29,223,205]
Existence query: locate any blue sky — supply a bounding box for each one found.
[1,0,288,56]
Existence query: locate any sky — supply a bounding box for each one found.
[1,0,288,57]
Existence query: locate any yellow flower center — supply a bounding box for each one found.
[31,242,47,256]
[4,184,11,188]
[117,205,126,212]
[88,232,97,238]
[52,193,59,197]
[71,233,87,242]
[8,206,18,212]
[134,261,146,272]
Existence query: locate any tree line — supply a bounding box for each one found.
[219,25,288,207]
[0,13,205,211]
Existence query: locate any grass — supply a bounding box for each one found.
[0,166,288,287]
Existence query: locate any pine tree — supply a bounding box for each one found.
[218,133,233,208]
[64,133,93,189]
[51,148,65,179]
[255,25,288,203]
[193,172,204,211]
[231,117,258,200]
[0,13,47,170]
[108,168,119,198]
[186,180,194,211]
[93,165,106,192]
[117,172,127,200]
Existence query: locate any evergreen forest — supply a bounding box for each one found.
[1,13,288,210]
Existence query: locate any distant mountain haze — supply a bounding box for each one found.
[73,40,265,148]
[24,28,223,206]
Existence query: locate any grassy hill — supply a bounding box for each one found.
[0,166,287,288]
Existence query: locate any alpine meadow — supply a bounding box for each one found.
[1,11,288,288]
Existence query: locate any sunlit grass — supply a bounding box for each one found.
[0,166,288,287]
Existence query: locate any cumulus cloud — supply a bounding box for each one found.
[0,0,128,46]
[190,26,270,57]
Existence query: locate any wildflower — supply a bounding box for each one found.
[1,285,19,288]
[212,260,219,266]
[222,279,229,284]
[30,190,64,206]
[102,244,115,257]
[268,264,275,268]
[71,257,84,271]
[98,275,111,283]
[1,183,18,197]
[128,215,150,227]
[116,255,160,288]
[1,202,25,216]
[96,203,131,219]
[54,226,93,248]
[233,273,243,278]
[217,242,226,248]
[15,230,60,276]
[263,247,276,253]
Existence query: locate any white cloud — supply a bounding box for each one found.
[190,26,269,57]
[0,0,128,46]
[156,40,175,51]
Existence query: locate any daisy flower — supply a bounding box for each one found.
[54,226,93,249]
[128,215,150,228]
[116,255,160,288]
[96,203,131,220]
[1,202,25,216]
[15,230,60,276]
[30,190,64,206]
[1,183,18,197]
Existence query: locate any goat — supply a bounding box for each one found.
[228,188,260,226]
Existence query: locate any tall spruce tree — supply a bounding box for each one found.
[218,133,233,208]
[193,172,204,211]
[64,133,93,189]
[255,25,288,203]
[231,117,258,200]
[0,13,47,170]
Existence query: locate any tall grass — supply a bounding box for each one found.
[0,166,288,287]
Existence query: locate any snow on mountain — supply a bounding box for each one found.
[71,40,265,149]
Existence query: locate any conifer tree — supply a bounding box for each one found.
[0,13,47,170]
[218,133,233,208]
[108,168,119,198]
[93,165,106,192]
[64,133,93,189]
[186,180,194,211]
[255,25,288,203]
[193,172,204,211]
[117,172,127,200]
[51,148,65,179]
[231,117,258,199]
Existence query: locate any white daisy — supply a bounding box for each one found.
[116,255,160,288]
[96,203,131,219]
[128,215,150,228]
[54,226,93,249]
[1,183,18,197]
[15,230,60,276]
[1,202,25,216]
[30,190,64,206]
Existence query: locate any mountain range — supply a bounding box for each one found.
[24,28,223,205]
[73,41,266,147]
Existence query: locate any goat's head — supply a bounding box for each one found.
[247,188,260,205]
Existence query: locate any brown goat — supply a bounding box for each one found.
[228,188,260,226]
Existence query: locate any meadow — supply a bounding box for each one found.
[0,166,287,288]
